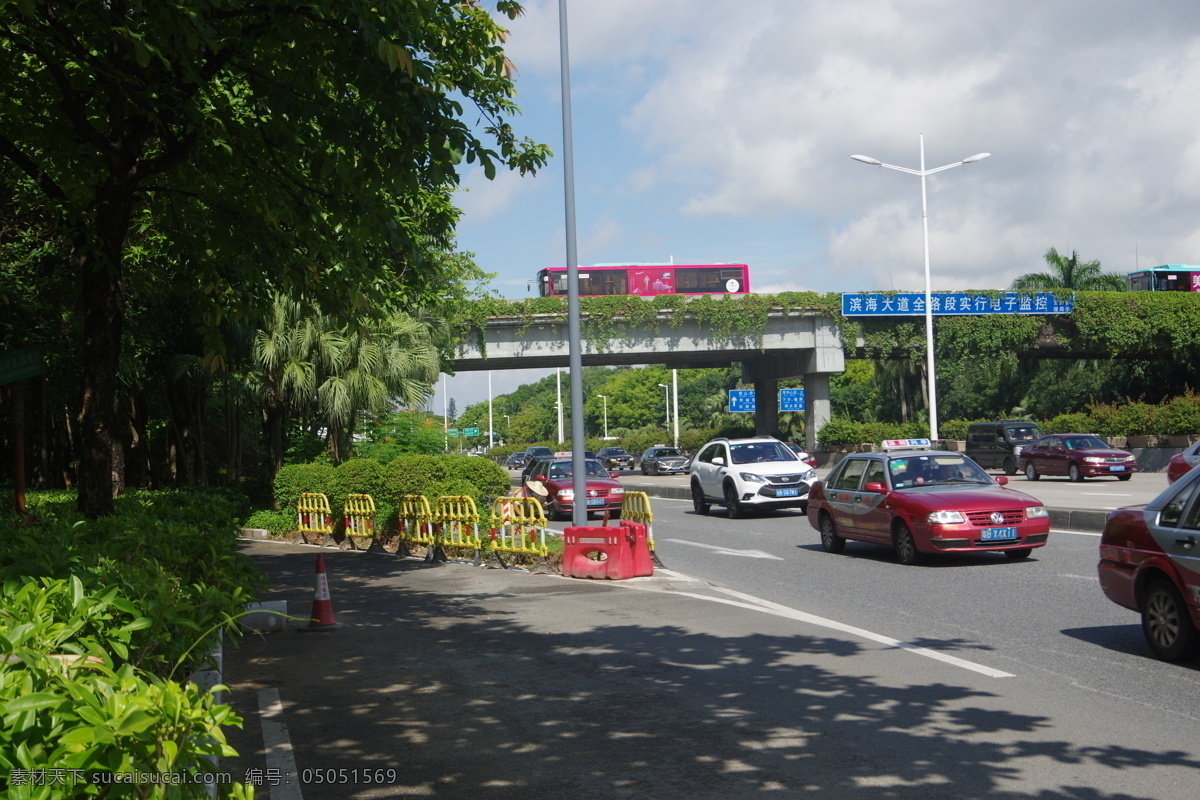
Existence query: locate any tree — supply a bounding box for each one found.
[1011,247,1126,291]
[0,0,549,516]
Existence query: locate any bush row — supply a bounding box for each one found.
[246,453,513,536]
[818,393,1200,447]
[1,490,262,798]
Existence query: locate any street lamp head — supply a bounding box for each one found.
[851,154,883,166]
[657,383,668,388]
[962,152,991,164]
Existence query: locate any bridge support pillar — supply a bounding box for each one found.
[753,378,779,437]
[804,373,831,455]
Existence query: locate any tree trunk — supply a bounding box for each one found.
[76,250,125,518]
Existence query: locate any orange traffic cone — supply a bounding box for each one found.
[298,555,346,632]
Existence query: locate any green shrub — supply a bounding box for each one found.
[1158,392,1200,435]
[272,463,336,512]
[1044,412,1095,434]
[244,508,297,536]
[939,419,970,440]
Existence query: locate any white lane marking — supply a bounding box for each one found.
[1050,529,1101,537]
[259,688,304,800]
[662,538,783,560]
[611,579,1014,679]
[1060,574,1100,581]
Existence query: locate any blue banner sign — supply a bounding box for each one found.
[841,291,1074,317]
[780,388,806,412]
[729,389,756,413]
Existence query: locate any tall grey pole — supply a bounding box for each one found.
[558,0,586,525]
[672,368,680,448]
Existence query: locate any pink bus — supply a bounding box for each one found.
[536,263,751,298]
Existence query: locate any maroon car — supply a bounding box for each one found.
[1018,433,1137,482]
[808,440,1050,565]
[1098,467,1200,661]
[1167,440,1200,484]
[523,457,624,521]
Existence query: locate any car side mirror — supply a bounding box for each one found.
[712,456,725,466]
[533,474,546,481]
[863,482,885,493]
[995,476,1008,486]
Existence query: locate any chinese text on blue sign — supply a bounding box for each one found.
[841,292,1074,317]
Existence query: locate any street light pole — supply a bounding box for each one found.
[657,383,670,431]
[597,394,608,439]
[851,135,990,441]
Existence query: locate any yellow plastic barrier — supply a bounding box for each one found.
[398,494,435,553]
[297,493,333,536]
[432,495,483,564]
[621,491,664,567]
[488,495,551,570]
[343,493,376,537]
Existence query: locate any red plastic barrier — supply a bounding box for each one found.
[621,521,654,577]
[562,527,634,580]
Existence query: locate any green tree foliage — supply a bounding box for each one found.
[1011,247,1125,291]
[0,0,549,517]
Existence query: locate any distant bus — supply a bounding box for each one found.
[1126,264,1200,291]
[536,263,751,298]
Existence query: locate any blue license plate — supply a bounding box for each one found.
[981,527,1018,541]
[1109,465,1125,472]
[586,498,605,506]
[776,487,799,497]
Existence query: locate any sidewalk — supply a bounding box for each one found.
[219,539,1164,800]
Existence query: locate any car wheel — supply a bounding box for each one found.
[1025,462,1039,481]
[819,513,845,554]
[1003,457,1018,476]
[1004,547,1033,560]
[1141,579,1200,662]
[1117,473,1133,481]
[723,482,745,519]
[691,480,710,516]
[1068,463,1084,482]
[893,523,922,565]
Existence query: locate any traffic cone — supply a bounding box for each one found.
[298,555,345,632]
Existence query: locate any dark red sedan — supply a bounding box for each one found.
[808,440,1050,565]
[1167,440,1200,484]
[1018,433,1137,482]
[522,457,624,521]
[1098,467,1200,661]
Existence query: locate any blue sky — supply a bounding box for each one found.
[434,0,1200,414]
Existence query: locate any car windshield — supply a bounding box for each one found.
[729,441,797,465]
[547,460,610,480]
[1063,435,1109,450]
[653,448,683,458]
[1006,426,1042,443]
[888,454,991,488]
[606,449,629,456]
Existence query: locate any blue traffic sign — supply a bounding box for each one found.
[780,388,806,412]
[729,389,756,413]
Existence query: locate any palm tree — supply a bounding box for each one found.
[1011,247,1125,291]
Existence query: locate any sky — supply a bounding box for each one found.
[432,0,1200,416]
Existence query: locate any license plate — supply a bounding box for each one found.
[981,527,1018,541]
[586,498,605,506]
[776,487,799,497]
[1109,465,1125,472]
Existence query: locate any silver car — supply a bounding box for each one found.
[639,445,689,475]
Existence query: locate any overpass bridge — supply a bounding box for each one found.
[452,308,844,451]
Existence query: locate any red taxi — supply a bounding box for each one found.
[807,440,1050,565]
[522,457,624,521]
[1098,466,1200,661]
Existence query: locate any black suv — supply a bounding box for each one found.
[504,452,528,470]
[597,447,635,471]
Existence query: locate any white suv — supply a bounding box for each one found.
[689,436,817,518]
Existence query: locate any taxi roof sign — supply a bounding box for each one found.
[881,438,932,451]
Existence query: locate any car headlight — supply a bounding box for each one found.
[611,486,624,495]
[802,467,817,481]
[739,472,767,483]
[1084,457,1106,464]
[557,490,573,500]
[1026,505,1048,519]
[927,510,965,524]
